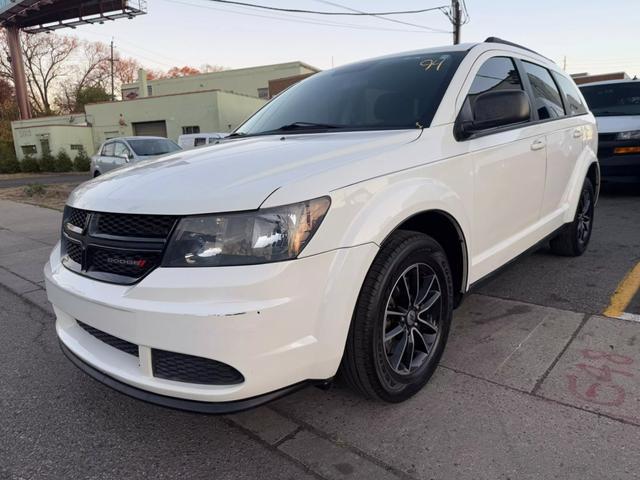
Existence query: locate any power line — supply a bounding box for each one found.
[164,0,448,34]
[312,0,450,33]
[203,0,448,16]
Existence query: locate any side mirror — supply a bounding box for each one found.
[457,90,531,139]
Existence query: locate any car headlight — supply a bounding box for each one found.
[616,130,640,140]
[162,197,331,267]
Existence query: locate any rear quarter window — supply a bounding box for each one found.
[553,73,588,116]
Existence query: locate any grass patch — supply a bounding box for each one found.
[0,183,76,211]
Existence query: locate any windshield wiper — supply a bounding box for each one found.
[275,121,345,131]
[228,122,345,138]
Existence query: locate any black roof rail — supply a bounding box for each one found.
[484,37,554,63]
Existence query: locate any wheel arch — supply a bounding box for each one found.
[586,160,600,204]
[385,209,469,302]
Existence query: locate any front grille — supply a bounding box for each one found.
[77,320,139,357]
[95,213,176,238]
[60,206,178,285]
[64,237,82,265]
[152,349,244,385]
[67,208,88,229]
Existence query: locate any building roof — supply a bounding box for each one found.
[121,61,320,90]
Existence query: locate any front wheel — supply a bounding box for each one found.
[550,177,595,256]
[340,230,453,402]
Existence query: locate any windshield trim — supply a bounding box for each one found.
[228,125,421,139]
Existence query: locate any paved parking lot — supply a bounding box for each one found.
[1,186,639,480]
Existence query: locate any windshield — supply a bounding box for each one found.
[128,138,181,156]
[580,82,640,116]
[235,51,467,136]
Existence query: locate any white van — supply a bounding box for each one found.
[579,79,640,183]
[178,133,228,150]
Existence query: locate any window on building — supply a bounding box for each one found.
[522,61,565,120]
[70,144,84,151]
[147,85,153,96]
[257,87,269,99]
[182,126,200,134]
[21,145,37,155]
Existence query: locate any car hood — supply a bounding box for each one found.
[69,130,420,214]
[595,115,640,134]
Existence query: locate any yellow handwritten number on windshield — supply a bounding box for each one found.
[420,58,446,72]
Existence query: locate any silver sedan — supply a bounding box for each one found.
[90,136,182,177]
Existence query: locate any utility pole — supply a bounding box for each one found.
[7,25,31,119]
[452,0,461,45]
[563,55,567,71]
[110,39,115,101]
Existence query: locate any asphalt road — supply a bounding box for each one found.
[477,184,640,314]
[1,185,640,480]
[0,173,91,188]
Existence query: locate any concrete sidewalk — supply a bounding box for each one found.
[2,199,640,480]
[0,200,61,312]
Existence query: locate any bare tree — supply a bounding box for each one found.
[0,31,78,116]
[56,40,112,112]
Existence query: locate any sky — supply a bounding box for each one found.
[70,0,640,78]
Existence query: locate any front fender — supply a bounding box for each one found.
[301,174,472,259]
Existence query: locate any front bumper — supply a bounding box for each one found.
[45,241,378,411]
[598,140,640,182]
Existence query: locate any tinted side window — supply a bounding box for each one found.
[101,142,115,156]
[113,142,130,157]
[522,61,565,120]
[468,57,523,97]
[553,73,587,116]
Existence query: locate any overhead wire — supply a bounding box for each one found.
[202,0,449,16]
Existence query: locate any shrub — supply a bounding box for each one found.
[0,142,20,173]
[53,149,73,172]
[20,154,40,173]
[23,183,46,197]
[0,154,20,173]
[39,152,55,172]
[73,149,91,172]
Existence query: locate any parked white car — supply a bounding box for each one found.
[45,38,599,413]
[579,79,640,183]
[178,133,228,150]
[91,136,182,177]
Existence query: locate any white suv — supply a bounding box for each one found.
[45,38,599,412]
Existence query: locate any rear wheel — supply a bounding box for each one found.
[550,178,595,256]
[341,230,453,402]
[93,170,101,178]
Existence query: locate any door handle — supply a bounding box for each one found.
[531,139,546,151]
[573,129,583,138]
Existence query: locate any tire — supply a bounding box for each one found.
[340,230,454,402]
[549,177,595,256]
[93,170,101,178]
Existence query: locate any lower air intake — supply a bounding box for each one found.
[152,349,244,385]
